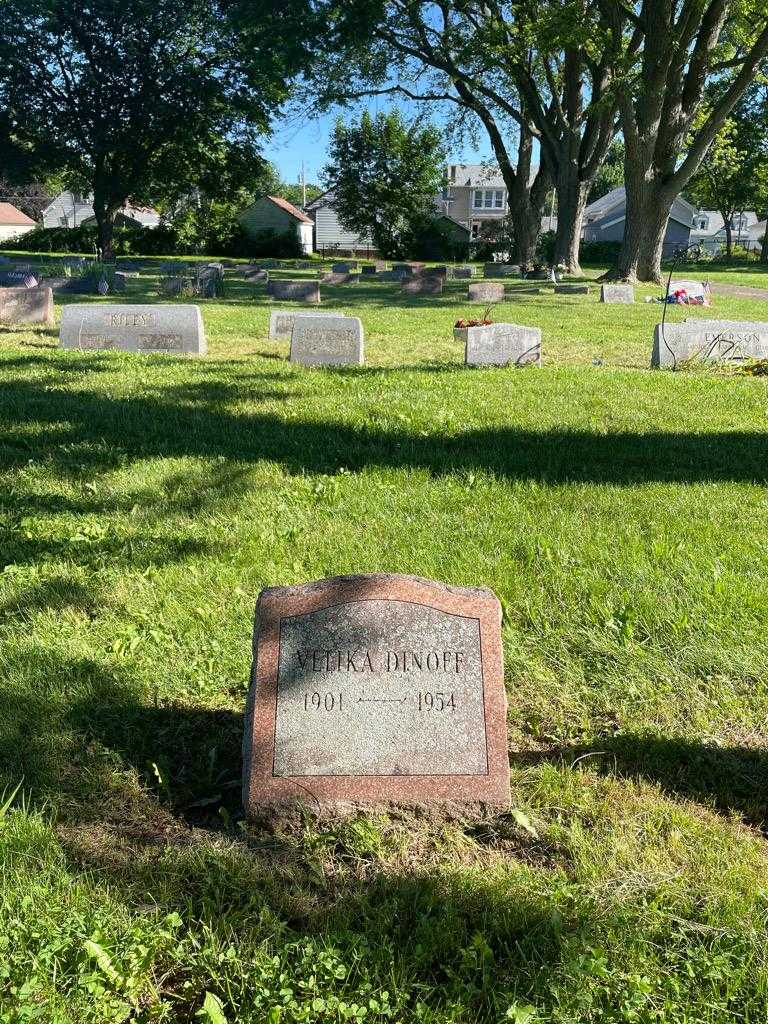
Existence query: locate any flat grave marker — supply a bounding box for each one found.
[267,279,321,303]
[243,573,510,811]
[59,304,206,355]
[483,263,519,279]
[402,277,443,295]
[468,282,505,303]
[289,315,364,366]
[554,284,590,295]
[0,286,54,326]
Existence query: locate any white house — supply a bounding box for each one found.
[238,195,314,255]
[42,191,160,229]
[0,203,36,242]
[690,209,761,252]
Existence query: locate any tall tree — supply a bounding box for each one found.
[317,0,621,271]
[687,87,768,256]
[599,0,768,281]
[324,110,445,257]
[0,0,314,259]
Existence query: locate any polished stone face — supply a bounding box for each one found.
[468,282,504,302]
[267,280,321,303]
[59,304,206,355]
[273,599,488,777]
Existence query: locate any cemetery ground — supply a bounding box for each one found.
[1,259,768,1022]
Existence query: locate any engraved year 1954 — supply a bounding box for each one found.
[418,692,456,711]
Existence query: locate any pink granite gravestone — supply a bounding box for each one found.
[243,574,510,813]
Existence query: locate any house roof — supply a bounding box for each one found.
[448,163,507,188]
[0,202,35,226]
[690,209,760,239]
[584,186,695,228]
[264,195,313,224]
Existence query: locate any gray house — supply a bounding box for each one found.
[42,191,160,229]
[689,209,760,252]
[304,191,376,255]
[582,186,695,253]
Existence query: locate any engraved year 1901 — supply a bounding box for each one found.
[304,691,343,711]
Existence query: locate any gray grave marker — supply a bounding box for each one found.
[0,286,54,326]
[457,322,541,367]
[468,282,505,303]
[268,279,321,303]
[269,310,346,341]
[290,315,363,366]
[651,319,768,368]
[59,304,206,355]
[600,284,634,303]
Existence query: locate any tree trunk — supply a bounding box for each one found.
[508,184,544,266]
[611,160,675,283]
[553,167,589,273]
[93,199,118,261]
[723,216,733,258]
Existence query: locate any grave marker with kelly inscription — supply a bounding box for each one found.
[243,574,510,811]
[59,304,206,355]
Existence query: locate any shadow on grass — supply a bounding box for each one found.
[1,370,767,484]
[515,732,768,831]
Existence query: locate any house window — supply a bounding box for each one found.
[696,216,708,230]
[473,190,483,209]
[470,222,481,239]
[474,188,506,210]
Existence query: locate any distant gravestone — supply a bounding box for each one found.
[667,279,710,303]
[295,260,312,269]
[600,284,634,304]
[391,263,414,277]
[268,279,321,303]
[332,261,358,272]
[0,286,54,326]
[554,284,590,295]
[422,266,447,279]
[401,277,443,295]
[468,282,505,303]
[259,260,281,269]
[59,304,206,355]
[245,269,269,283]
[450,267,474,279]
[321,271,358,285]
[651,319,768,369]
[242,573,510,812]
[290,315,364,366]
[0,269,39,288]
[361,265,377,275]
[113,272,127,293]
[483,264,519,278]
[457,322,541,367]
[269,310,346,341]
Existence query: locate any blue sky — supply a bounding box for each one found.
[267,100,494,187]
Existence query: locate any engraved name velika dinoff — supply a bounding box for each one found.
[243,574,510,811]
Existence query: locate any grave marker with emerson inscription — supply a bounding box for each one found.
[59,304,206,355]
[651,319,768,368]
[243,574,509,811]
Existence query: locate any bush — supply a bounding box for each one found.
[579,239,623,264]
[405,215,469,261]
[0,223,181,256]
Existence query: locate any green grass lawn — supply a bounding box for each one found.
[1,262,768,1022]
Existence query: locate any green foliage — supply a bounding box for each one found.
[686,83,768,255]
[0,0,314,255]
[2,265,768,1020]
[587,140,624,204]
[324,110,446,258]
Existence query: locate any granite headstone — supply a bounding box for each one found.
[268,280,321,303]
[60,304,206,355]
[242,574,510,811]
[269,310,346,341]
[0,286,54,326]
[458,322,541,367]
[289,316,364,366]
[468,282,505,303]
[651,319,768,368]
